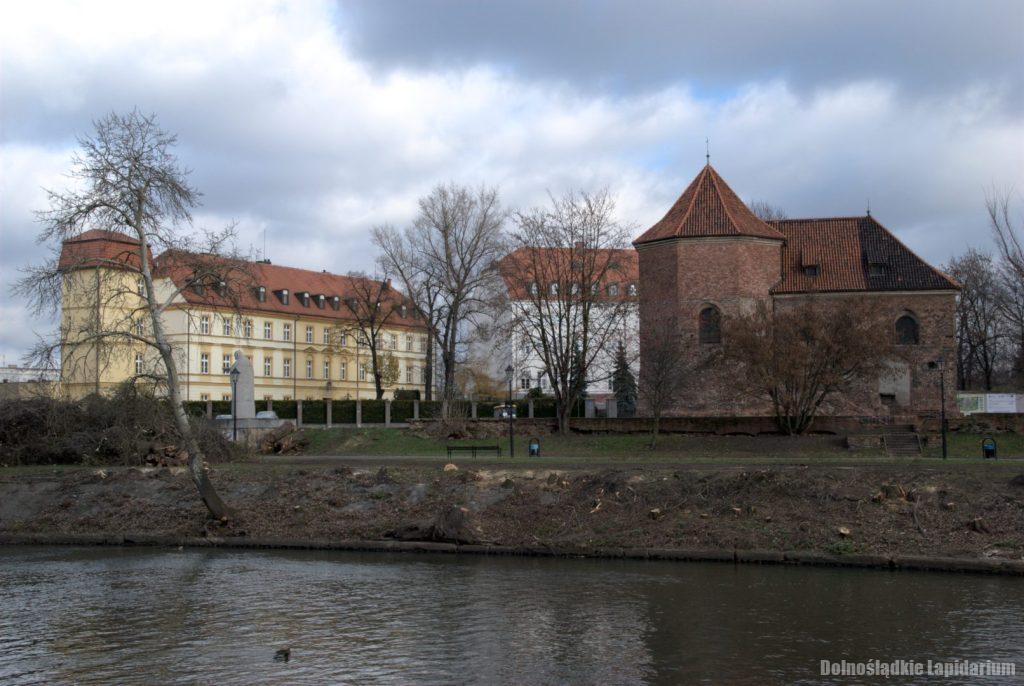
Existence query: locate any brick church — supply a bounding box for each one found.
[633,164,959,419]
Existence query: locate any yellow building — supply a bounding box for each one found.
[58,230,429,401]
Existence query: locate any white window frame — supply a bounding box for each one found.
[283,358,292,378]
[264,321,273,339]
[200,353,209,374]
[264,357,272,377]
[306,325,314,343]
[200,315,210,334]
[283,323,292,341]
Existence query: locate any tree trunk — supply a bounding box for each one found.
[138,230,230,520]
[556,399,571,435]
[648,413,660,449]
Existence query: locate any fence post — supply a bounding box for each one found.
[297,400,303,427]
[206,399,213,419]
[413,399,420,420]
[528,398,534,419]
[326,400,332,428]
[471,401,477,419]
[266,398,272,412]
[356,399,362,427]
[385,400,392,426]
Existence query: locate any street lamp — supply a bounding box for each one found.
[927,359,947,459]
[229,366,240,442]
[505,364,514,458]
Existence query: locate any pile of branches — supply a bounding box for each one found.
[0,386,242,467]
[258,422,307,455]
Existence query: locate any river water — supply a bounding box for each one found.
[1,547,1021,685]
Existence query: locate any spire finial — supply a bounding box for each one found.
[705,137,710,165]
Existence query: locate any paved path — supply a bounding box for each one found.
[256,454,1024,471]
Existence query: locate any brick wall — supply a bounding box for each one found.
[638,236,957,420]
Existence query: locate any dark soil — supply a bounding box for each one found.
[1,463,1022,560]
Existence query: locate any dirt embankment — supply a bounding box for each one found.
[2,464,1023,570]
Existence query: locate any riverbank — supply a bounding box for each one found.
[2,462,1022,574]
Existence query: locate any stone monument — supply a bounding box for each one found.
[229,350,256,420]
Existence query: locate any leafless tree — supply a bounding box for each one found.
[340,272,402,400]
[945,250,1007,390]
[16,111,253,519]
[637,313,693,448]
[749,200,788,222]
[988,190,1024,383]
[720,300,895,434]
[372,183,506,415]
[505,189,635,434]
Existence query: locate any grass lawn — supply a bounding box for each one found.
[297,426,1024,463]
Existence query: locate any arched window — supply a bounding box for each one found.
[699,306,722,344]
[895,315,919,345]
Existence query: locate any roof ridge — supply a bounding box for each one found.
[861,215,960,289]
[670,164,709,237]
[708,166,744,237]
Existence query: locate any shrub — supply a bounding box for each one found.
[0,386,243,466]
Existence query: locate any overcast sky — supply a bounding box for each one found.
[1,0,1023,363]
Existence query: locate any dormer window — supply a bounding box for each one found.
[257,286,266,302]
[217,280,227,297]
[803,265,820,277]
[316,294,325,309]
[400,305,408,318]
[627,283,637,296]
[298,291,310,307]
[275,289,290,305]
[331,296,340,310]
[529,282,539,296]
[607,283,619,297]
[549,283,559,296]
[868,262,888,277]
[192,283,205,295]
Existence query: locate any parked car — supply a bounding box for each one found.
[493,404,517,419]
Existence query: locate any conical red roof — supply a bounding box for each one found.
[634,165,784,245]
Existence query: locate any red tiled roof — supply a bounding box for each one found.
[771,216,959,294]
[155,253,424,328]
[498,247,639,300]
[634,165,785,245]
[57,229,152,271]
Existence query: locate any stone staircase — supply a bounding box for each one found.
[881,425,922,456]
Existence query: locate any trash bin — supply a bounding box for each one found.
[982,437,997,460]
[528,437,540,457]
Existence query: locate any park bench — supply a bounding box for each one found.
[446,444,501,459]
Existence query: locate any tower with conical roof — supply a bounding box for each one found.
[633,164,785,413]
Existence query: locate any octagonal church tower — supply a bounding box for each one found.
[633,164,784,415]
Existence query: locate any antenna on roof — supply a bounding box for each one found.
[866,198,871,217]
[705,137,710,165]
[262,227,267,260]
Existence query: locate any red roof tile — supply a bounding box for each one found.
[57,229,152,271]
[155,254,423,328]
[771,216,959,294]
[498,247,639,300]
[634,165,784,245]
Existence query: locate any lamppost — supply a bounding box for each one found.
[229,366,240,442]
[927,359,947,459]
[505,364,514,458]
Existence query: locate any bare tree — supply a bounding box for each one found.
[340,272,400,400]
[17,111,252,519]
[720,300,895,434]
[637,314,693,448]
[988,190,1024,383]
[372,184,506,416]
[505,189,634,434]
[945,250,1007,390]
[749,200,788,222]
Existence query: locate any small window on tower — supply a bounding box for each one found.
[803,265,820,277]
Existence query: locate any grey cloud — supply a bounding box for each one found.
[338,0,1024,103]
